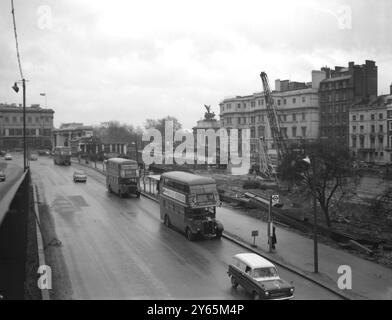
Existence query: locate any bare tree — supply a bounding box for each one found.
[279,141,359,227]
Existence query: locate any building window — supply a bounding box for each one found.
[371,114,375,120]
[28,117,32,123]
[237,104,241,109]
[379,125,383,132]
[301,127,307,137]
[250,127,256,139]
[352,137,357,148]
[302,96,306,103]
[371,125,375,133]
[293,98,296,104]
[12,116,17,123]
[360,136,365,148]
[360,115,364,121]
[251,116,255,124]
[277,100,281,106]
[360,126,364,133]
[5,117,9,123]
[283,99,287,105]
[292,127,297,137]
[379,113,383,120]
[352,126,356,132]
[281,127,288,138]
[292,114,296,121]
[258,126,265,137]
[302,113,306,121]
[251,101,255,108]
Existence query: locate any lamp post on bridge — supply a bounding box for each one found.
[12,79,28,171]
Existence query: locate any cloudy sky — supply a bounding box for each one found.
[1,0,391,129]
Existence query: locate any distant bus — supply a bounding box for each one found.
[53,146,71,165]
[106,158,140,198]
[158,171,224,241]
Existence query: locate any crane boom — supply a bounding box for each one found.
[260,72,288,163]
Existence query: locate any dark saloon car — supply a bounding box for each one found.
[228,253,294,300]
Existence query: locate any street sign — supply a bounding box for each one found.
[271,194,279,206]
[251,230,259,237]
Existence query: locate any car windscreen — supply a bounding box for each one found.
[75,171,85,175]
[253,267,278,279]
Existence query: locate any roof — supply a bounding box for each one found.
[161,171,216,186]
[321,75,352,83]
[145,174,161,181]
[107,158,138,165]
[234,253,275,269]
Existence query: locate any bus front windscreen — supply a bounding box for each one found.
[120,165,139,178]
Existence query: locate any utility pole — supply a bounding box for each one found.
[268,194,272,253]
[312,155,319,273]
[23,78,27,171]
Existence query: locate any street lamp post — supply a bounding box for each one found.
[12,79,27,171]
[303,155,319,273]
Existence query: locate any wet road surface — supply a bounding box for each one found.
[30,157,340,300]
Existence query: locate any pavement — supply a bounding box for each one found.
[28,157,339,299]
[71,158,392,300]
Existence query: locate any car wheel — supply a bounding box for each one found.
[231,277,239,289]
[186,228,195,241]
[164,215,171,228]
[136,192,140,198]
[253,292,261,300]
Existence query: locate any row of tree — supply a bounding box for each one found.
[92,116,183,145]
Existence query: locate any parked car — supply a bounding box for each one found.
[38,149,50,156]
[4,153,12,161]
[228,253,294,300]
[30,153,38,161]
[0,150,6,156]
[0,170,5,182]
[73,170,87,183]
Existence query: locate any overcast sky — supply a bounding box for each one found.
[1,0,391,129]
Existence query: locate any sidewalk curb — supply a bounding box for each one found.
[32,184,50,300]
[139,191,352,300]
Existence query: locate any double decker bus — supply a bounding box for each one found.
[53,146,71,165]
[158,171,224,241]
[106,158,140,198]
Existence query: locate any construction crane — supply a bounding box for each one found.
[259,72,288,177]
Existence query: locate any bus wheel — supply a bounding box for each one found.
[164,215,171,228]
[186,228,195,241]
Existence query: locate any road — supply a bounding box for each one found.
[30,156,340,300]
